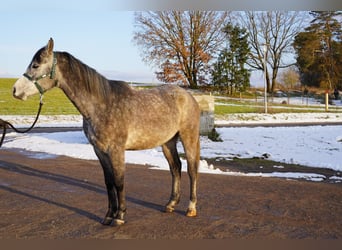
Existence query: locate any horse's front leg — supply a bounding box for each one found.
[108,148,126,226]
[95,147,126,226]
[112,168,126,226]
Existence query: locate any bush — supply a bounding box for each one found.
[208,128,223,142]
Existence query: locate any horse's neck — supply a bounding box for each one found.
[56,59,109,119]
[59,82,97,119]
[56,52,133,120]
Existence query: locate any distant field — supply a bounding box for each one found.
[0,78,79,115]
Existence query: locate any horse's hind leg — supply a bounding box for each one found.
[162,134,182,213]
[180,131,200,217]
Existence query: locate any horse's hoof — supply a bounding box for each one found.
[113,219,125,226]
[101,217,113,225]
[186,209,197,217]
[165,206,175,213]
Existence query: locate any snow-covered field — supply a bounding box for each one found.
[216,112,342,126]
[1,113,342,182]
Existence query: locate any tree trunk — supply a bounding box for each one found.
[266,74,271,93]
[271,66,278,93]
[271,78,276,93]
[265,67,271,93]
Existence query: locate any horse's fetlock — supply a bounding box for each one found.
[165,205,175,213]
[165,198,179,213]
[116,210,126,220]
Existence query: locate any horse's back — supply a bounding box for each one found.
[141,84,199,123]
[108,81,197,110]
[143,85,198,109]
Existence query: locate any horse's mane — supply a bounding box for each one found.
[58,51,131,100]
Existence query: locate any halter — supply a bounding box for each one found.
[23,52,58,96]
[0,53,57,147]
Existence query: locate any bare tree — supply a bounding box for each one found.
[133,11,230,88]
[279,66,300,90]
[237,11,307,93]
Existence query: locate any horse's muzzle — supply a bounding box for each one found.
[12,87,26,100]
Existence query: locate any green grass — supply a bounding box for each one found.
[215,104,263,114]
[0,78,79,115]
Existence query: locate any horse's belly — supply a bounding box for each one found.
[125,128,177,150]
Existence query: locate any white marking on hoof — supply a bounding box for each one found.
[186,209,197,217]
[114,219,125,226]
[186,201,197,217]
[165,206,175,213]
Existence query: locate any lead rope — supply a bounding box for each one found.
[0,95,43,147]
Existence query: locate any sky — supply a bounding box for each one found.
[1,1,341,84]
[0,9,159,83]
[0,8,266,86]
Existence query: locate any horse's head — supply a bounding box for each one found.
[13,38,58,100]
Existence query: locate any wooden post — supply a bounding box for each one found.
[325,90,329,112]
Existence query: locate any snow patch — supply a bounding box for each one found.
[2,114,342,182]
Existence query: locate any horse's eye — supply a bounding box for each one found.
[32,64,39,69]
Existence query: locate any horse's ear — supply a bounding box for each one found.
[46,38,54,54]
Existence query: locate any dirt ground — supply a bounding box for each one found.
[0,148,341,239]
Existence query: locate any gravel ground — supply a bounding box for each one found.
[0,149,341,239]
